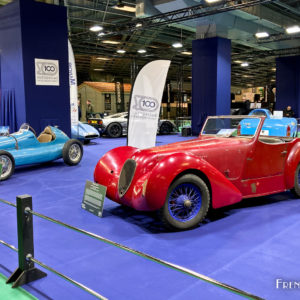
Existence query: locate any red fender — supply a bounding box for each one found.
[94,146,139,202]
[285,141,300,189]
[145,152,242,210]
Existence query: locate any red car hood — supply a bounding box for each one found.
[136,136,252,159]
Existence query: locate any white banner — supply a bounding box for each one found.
[68,40,79,126]
[128,60,171,149]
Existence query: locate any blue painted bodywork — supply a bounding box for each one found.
[71,122,99,142]
[0,126,69,166]
[240,109,297,137]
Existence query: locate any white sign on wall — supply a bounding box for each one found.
[35,58,59,86]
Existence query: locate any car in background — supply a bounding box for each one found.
[0,126,9,136]
[91,112,176,138]
[71,122,100,144]
[94,115,300,230]
[87,112,105,131]
[0,123,83,181]
[240,108,297,137]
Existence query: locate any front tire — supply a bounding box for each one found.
[160,122,173,134]
[160,174,210,230]
[107,123,122,138]
[0,150,15,181]
[292,164,300,197]
[62,139,83,166]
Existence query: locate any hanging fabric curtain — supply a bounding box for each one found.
[0,89,17,132]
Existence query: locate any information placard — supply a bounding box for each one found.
[82,180,106,217]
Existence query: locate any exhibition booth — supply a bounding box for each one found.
[0,1,300,300]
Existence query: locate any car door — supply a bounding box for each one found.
[243,139,287,179]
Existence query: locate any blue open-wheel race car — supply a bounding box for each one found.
[0,123,83,181]
[240,108,297,137]
[71,121,100,144]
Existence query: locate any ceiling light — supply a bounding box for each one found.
[135,23,143,28]
[286,25,300,34]
[113,5,136,12]
[172,42,183,48]
[234,60,243,64]
[117,49,126,54]
[181,51,192,55]
[94,69,104,71]
[102,40,120,45]
[96,57,111,61]
[241,62,249,67]
[255,32,269,38]
[188,76,192,79]
[271,68,276,71]
[205,0,222,3]
[137,49,147,54]
[271,79,276,82]
[89,25,103,32]
[98,32,105,37]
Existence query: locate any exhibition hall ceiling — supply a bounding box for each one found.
[1,0,300,87]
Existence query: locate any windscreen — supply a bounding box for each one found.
[201,117,260,138]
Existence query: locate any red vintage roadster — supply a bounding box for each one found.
[94,116,300,230]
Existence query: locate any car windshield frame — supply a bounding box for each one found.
[200,115,264,139]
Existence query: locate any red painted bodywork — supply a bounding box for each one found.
[94,117,300,211]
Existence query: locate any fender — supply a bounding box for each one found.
[285,141,300,189]
[145,152,242,211]
[94,146,139,201]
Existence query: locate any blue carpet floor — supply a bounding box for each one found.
[0,134,299,300]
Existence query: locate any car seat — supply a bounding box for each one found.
[37,126,55,143]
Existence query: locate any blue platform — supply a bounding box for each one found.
[0,134,299,299]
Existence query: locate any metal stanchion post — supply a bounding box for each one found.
[6,195,47,288]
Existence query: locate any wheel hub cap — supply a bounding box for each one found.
[184,199,192,208]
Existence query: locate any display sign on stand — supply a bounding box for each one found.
[82,180,106,217]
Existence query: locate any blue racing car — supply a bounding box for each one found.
[240,109,297,137]
[71,122,100,144]
[0,123,83,181]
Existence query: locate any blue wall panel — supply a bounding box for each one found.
[20,0,70,135]
[0,0,70,135]
[0,1,26,131]
[276,56,300,118]
[192,37,231,135]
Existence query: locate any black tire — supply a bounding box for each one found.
[107,123,122,138]
[159,122,173,135]
[0,150,15,181]
[160,174,210,230]
[62,139,83,166]
[292,164,300,197]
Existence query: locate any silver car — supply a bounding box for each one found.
[98,112,176,138]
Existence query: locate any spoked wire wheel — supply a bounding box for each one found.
[0,151,15,181]
[168,183,202,222]
[160,174,210,230]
